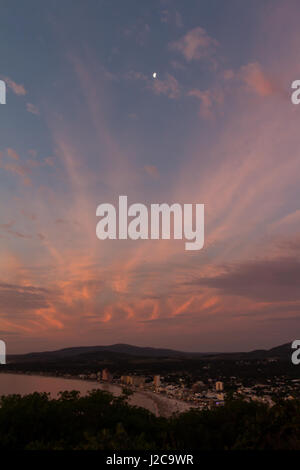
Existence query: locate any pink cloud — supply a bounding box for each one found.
[169,27,218,61]
[239,62,278,97]
[127,69,180,100]
[0,148,33,185]
[2,76,26,95]
[187,88,224,119]
[151,73,180,99]
[1,161,31,185]
[3,24,300,352]
[6,148,20,160]
[26,102,40,115]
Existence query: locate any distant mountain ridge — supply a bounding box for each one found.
[7,342,292,363]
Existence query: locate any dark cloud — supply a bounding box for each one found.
[188,257,300,302]
[0,282,51,315]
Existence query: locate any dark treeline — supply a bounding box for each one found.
[3,356,300,380]
[0,389,299,450]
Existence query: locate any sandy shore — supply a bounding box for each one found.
[97,381,196,417]
[0,372,196,418]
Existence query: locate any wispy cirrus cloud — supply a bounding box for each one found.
[0,147,55,185]
[0,160,31,185]
[2,1,300,352]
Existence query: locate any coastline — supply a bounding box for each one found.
[0,371,194,418]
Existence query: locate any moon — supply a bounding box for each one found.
[152,72,157,79]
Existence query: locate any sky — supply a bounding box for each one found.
[0,0,300,353]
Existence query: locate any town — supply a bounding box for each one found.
[2,343,299,414]
[72,367,300,409]
[9,362,298,413]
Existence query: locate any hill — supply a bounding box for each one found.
[7,342,292,364]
